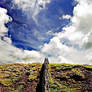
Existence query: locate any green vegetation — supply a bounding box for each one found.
[0,63,92,92]
[0,63,42,92]
[49,64,90,92]
[0,64,23,87]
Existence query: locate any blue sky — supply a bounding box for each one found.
[0,0,92,64]
[0,0,75,50]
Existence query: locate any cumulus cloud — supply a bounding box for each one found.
[0,8,12,37]
[0,7,45,64]
[41,0,92,64]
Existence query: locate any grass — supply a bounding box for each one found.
[49,64,89,92]
[0,63,92,92]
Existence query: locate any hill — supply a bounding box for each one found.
[0,62,92,92]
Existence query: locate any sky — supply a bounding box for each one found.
[0,0,92,64]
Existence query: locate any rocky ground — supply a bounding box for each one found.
[0,63,92,92]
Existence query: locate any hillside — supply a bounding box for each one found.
[49,64,92,92]
[0,62,92,92]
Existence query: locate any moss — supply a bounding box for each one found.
[14,85,23,92]
[0,64,24,88]
[49,64,74,72]
[0,79,13,86]
[83,65,92,68]
[71,68,85,79]
[28,63,42,81]
[49,64,71,92]
[49,78,73,92]
[28,75,37,81]
[49,64,85,92]
[0,63,92,92]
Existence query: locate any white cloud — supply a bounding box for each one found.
[21,50,45,63]
[0,8,12,37]
[41,0,92,64]
[41,36,92,64]
[1,0,92,64]
[13,0,51,24]
[62,15,71,19]
[13,0,51,10]
[0,7,45,64]
[13,0,35,10]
